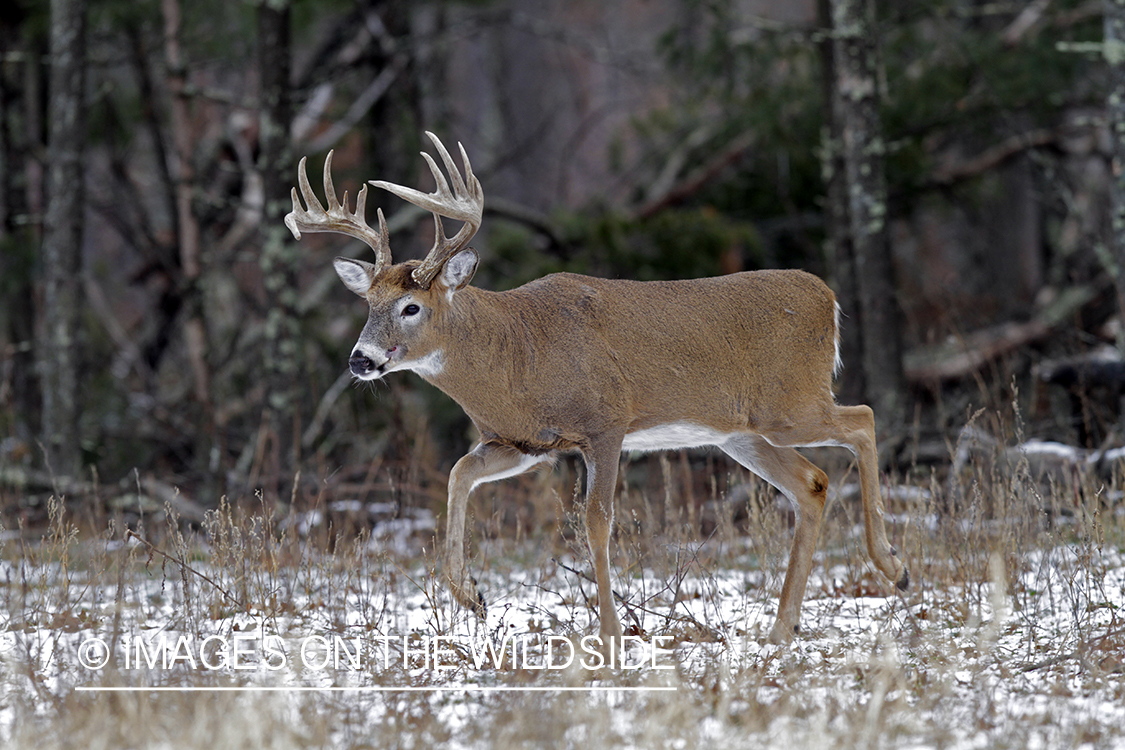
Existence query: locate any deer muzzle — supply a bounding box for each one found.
[349,353,379,378]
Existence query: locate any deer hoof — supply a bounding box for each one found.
[766,623,797,645]
[447,572,488,617]
[471,577,487,618]
[896,567,910,592]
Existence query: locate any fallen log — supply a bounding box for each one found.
[0,466,207,523]
[1035,348,1125,390]
[903,284,1101,384]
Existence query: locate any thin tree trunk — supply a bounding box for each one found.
[0,22,40,437]
[257,0,299,500]
[161,0,209,407]
[39,0,87,478]
[818,0,865,406]
[831,0,905,435]
[162,0,216,482]
[1106,0,1125,355]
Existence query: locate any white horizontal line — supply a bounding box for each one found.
[75,685,678,693]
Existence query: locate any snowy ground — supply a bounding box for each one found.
[1,490,1124,749]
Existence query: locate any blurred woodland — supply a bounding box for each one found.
[2,0,1124,525]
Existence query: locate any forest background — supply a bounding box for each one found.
[1,0,1122,526]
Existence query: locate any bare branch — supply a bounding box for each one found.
[930,128,1059,186]
[306,57,405,153]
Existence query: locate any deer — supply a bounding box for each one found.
[284,132,909,648]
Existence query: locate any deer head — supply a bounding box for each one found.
[285,132,483,380]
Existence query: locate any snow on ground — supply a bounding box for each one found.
[1,509,1124,749]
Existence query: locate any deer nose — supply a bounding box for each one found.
[349,353,376,376]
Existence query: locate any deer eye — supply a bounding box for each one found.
[402,303,421,317]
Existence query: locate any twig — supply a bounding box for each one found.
[1018,651,1080,673]
[307,56,405,153]
[551,557,724,639]
[552,557,639,631]
[1001,0,1051,46]
[1018,626,1125,673]
[125,529,240,608]
[485,196,566,252]
[632,129,758,220]
[301,369,353,450]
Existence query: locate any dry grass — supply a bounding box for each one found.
[2,417,1125,749]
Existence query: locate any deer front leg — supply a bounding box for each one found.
[445,443,552,616]
[582,433,626,649]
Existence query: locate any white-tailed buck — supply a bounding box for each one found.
[286,132,908,646]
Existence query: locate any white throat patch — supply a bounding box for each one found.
[401,349,445,378]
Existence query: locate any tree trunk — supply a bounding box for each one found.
[830,0,905,435]
[257,0,300,501]
[38,0,87,478]
[162,0,217,484]
[818,0,865,406]
[368,0,423,198]
[1106,0,1125,355]
[0,14,41,440]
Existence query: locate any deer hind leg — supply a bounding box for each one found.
[582,434,625,648]
[723,434,829,643]
[758,404,908,595]
[831,404,909,591]
[445,442,553,616]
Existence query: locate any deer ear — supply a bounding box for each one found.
[439,249,478,293]
[334,257,377,297]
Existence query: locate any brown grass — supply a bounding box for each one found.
[2,413,1124,749]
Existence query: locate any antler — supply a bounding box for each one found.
[285,150,392,274]
[371,131,483,288]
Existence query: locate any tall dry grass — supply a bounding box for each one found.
[2,407,1124,749]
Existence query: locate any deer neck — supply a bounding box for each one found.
[414,286,551,432]
[416,286,520,390]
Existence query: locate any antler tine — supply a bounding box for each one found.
[321,150,343,213]
[369,131,484,288]
[284,150,392,273]
[428,131,468,198]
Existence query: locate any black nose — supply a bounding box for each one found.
[349,354,375,376]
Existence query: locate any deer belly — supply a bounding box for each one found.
[621,422,734,453]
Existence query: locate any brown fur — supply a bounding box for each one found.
[289,138,906,648]
[349,260,907,646]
